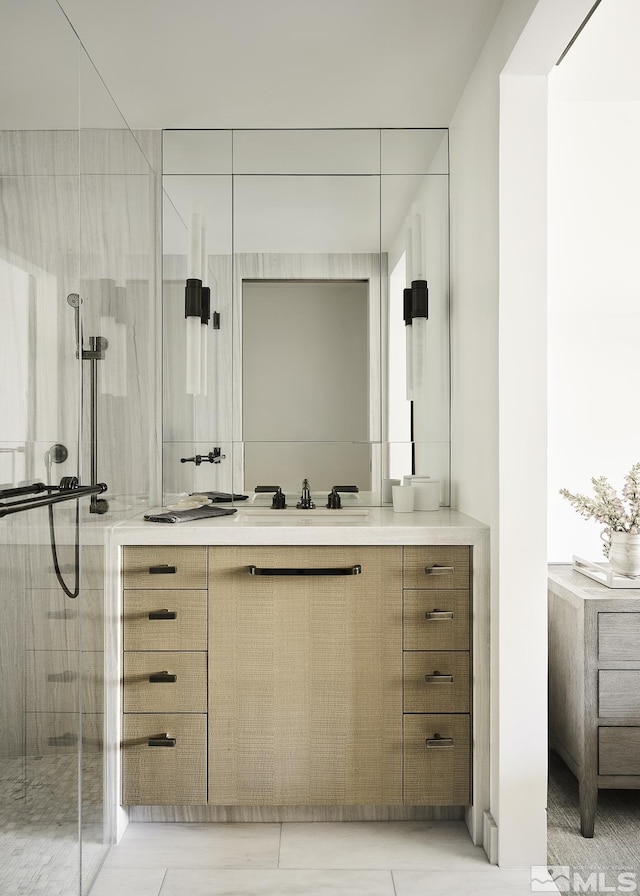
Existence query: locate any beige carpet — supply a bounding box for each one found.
[548,749,640,887]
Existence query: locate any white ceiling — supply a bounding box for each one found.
[0,0,505,130]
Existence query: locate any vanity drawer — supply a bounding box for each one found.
[123,652,207,713]
[403,652,469,713]
[403,591,469,651]
[599,613,640,662]
[403,714,470,805]
[122,713,207,804]
[123,590,207,651]
[599,671,640,717]
[403,546,470,591]
[123,547,207,590]
[599,727,640,775]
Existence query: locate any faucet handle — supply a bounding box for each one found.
[254,485,287,509]
[326,487,342,510]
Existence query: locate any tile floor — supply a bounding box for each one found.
[88,821,543,895]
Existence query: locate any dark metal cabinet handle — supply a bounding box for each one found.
[149,671,177,683]
[424,565,454,575]
[148,734,176,747]
[425,671,454,684]
[425,609,454,620]
[149,564,177,574]
[148,609,177,620]
[248,564,362,577]
[426,734,454,748]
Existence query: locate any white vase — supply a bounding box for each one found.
[606,531,640,577]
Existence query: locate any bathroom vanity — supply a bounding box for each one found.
[106,508,490,848]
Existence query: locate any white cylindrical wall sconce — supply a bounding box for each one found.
[404,287,413,401]
[185,277,202,395]
[411,279,429,444]
[200,286,210,397]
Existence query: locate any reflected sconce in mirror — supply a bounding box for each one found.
[410,279,429,446]
[404,287,414,401]
[185,277,202,394]
[184,211,221,396]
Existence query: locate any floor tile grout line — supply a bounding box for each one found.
[277,822,283,868]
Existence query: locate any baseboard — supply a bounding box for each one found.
[483,810,498,864]
[128,805,466,823]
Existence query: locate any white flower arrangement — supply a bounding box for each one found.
[559,462,640,557]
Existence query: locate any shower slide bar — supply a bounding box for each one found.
[0,480,107,518]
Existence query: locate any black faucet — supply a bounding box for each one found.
[296,478,315,510]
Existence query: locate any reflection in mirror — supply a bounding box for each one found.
[162,129,450,506]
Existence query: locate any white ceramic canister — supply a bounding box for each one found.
[412,479,440,511]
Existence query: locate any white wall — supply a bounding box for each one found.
[547,0,640,563]
[449,0,594,868]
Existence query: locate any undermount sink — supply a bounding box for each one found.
[235,508,370,524]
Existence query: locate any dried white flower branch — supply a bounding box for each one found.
[559,462,640,557]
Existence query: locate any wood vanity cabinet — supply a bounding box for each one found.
[121,546,208,804]
[121,543,472,808]
[402,546,471,805]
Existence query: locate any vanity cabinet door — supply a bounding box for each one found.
[208,545,403,806]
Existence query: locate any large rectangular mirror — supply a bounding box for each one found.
[162,128,450,505]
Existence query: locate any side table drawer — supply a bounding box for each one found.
[599,727,640,775]
[122,713,207,804]
[123,652,207,713]
[403,591,469,651]
[598,613,640,662]
[599,671,640,717]
[403,546,470,591]
[403,714,470,805]
[124,590,207,651]
[403,652,470,713]
[123,547,207,590]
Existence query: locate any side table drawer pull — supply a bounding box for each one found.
[426,734,454,748]
[149,565,177,575]
[425,609,454,620]
[148,609,177,620]
[149,671,177,684]
[148,733,176,747]
[425,672,454,684]
[424,566,455,575]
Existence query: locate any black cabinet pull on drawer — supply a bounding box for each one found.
[425,672,454,684]
[425,609,454,620]
[148,609,177,620]
[248,564,362,577]
[149,671,177,683]
[426,734,454,748]
[149,564,177,574]
[148,733,176,747]
[424,565,454,576]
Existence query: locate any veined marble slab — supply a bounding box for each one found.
[109,507,488,547]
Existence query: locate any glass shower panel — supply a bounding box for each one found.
[0,1,83,893]
[78,48,160,893]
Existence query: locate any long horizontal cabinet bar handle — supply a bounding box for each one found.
[149,564,177,574]
[426,735,454,748]
[148,609,177,620]
[425,672,454,683]
[425,609,454,620]
[248,564,362,577]
[149,671,177,683]
[424,566,455,575]
[148,734,176,747]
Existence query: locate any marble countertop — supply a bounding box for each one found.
[108,506,488,546]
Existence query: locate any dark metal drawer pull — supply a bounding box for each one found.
[426,734,454,748]
[148,609,177,620]
[149,671,177,683]
[149,564,177,574]
[425,671,453,684]
[148,734,176,747]
[425,609,454,620]
[424,565,455,575]
[248,564,362,577]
